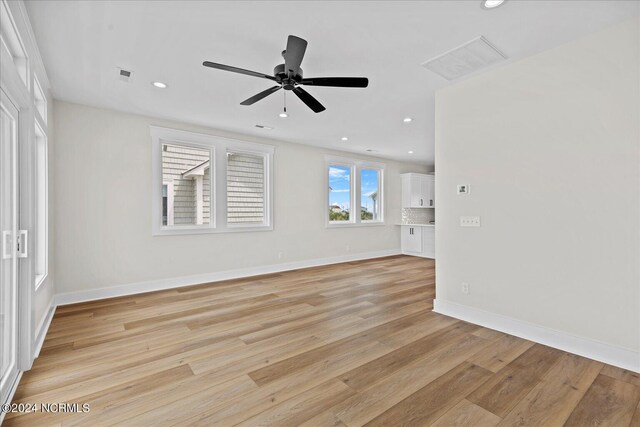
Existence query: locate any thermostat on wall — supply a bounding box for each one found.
[457,184,470,195]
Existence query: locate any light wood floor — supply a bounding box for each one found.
[6,256,640,426]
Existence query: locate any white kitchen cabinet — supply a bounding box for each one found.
[400,225,435,259]
[421,226,435,258]
[401,225,423,254]
[401,173,434,208]
[423,174,435,208]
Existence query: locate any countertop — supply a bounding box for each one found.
[396,223,435,227]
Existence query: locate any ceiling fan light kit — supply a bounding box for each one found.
[203,35,369,114]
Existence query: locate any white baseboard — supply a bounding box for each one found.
[401,251,435,259]
[1,371,23,423]
[54,249,402,306]
[33,299,56,359]
[433,298,640,373]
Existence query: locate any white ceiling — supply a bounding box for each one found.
[25,0,637,164]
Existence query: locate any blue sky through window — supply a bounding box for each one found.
[329,165,351,210]
[361,169,379,216]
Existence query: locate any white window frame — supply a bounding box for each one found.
[325,155,385,228]
[150,126,274,236]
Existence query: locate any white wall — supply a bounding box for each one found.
[435,18,639,369]
[53,100,428,296]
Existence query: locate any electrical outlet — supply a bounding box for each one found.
[460,216,481,227]
[345,244,350,252]
[461,282,470,294]
[277,251,284,260]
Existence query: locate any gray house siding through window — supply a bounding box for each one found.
[227,152,265,224]
[162,144,210,225]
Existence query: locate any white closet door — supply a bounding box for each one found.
[0,89,19,406]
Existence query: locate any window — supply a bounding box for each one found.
[151,126,273,235]
[33,75,46,124]
[361,169,381,222]
[162,143,211,226]
[326,156,384,227]
[227,151,266,225]
[328,165,352,223]
[34,123,47,289]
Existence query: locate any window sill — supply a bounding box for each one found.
[152,225,273,236]
[326,222,386,229]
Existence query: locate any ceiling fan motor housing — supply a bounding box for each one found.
[274,63,303,90]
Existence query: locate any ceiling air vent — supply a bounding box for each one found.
[422,36,506,81]
[116,67,134,82]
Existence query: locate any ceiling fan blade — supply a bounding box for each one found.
[300,77,369,88]
[240,86,281,105]
[292,86,325,113]
[203,61,276,81]
[284,35,307,75]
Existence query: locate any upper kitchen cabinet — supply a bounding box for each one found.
[401,173,434,208]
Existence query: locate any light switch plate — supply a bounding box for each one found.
[457,184,470,195]
[460,216,481,227]
[461,282,470,294]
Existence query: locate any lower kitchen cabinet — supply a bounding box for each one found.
[401,225,435,259]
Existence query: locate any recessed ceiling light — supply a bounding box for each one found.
[279,112,288,118]
[341,137,349,141]
[152,81,167,88]
[481,0,506,9]
[403,117,413,123]
[408,150,414,154]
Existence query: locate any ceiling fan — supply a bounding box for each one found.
[202,35,369,113]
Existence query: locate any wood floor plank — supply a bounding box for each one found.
[182,337,394,425]
[364,362,493,426]
[601,364,640,387]
[66,368,256,426]
[431,399,502,427]
[498,353,603,426]
[467,344,564,418]
[3,365,194,425]
[239,301,374,344]
[564,373,640,427]
[467,334,534,373]
[338,322,477,392]
[632,400,640,426]
[299,411,348,427]
[333,334,492,426]
[248,334,381,386]
[14,334,246,396]
[6,255,636,427]
[118,375,258,426]
[236,379,356,427]
[12,336,245,404]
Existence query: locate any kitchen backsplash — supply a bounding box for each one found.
[401,208,434,224]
